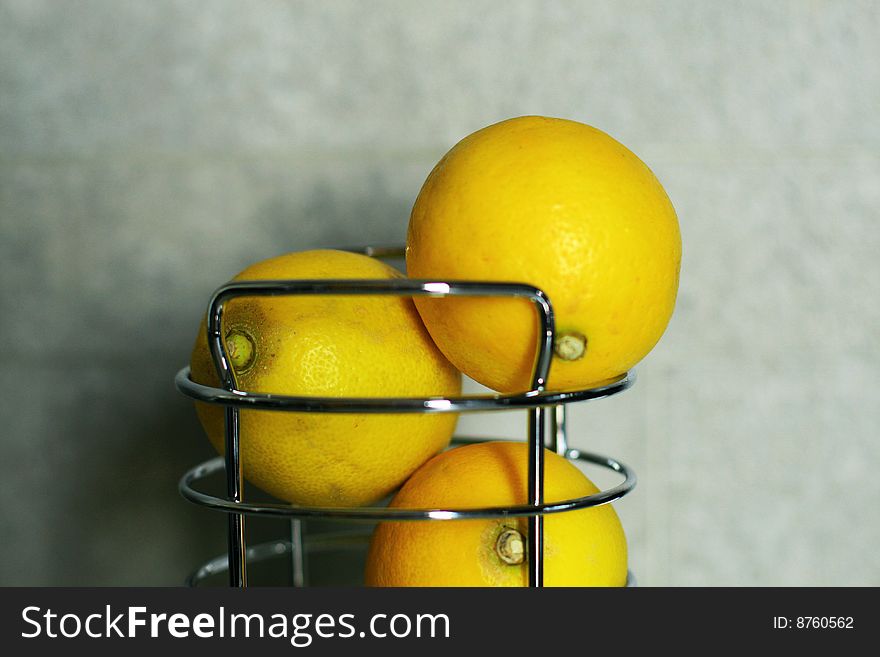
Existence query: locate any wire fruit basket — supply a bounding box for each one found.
[176,246,637,587]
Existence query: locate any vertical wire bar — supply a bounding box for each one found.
[527,406,546,587]
[527,290,554,588]
[209,290,248,588]
[289,519,306,587]
[224,405,247,587]
[549,404,568,456]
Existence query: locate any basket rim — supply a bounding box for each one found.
[179,437,637,522]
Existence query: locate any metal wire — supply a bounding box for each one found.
[178,442,636,521]
[177,249,638,588]
[201,278,556,395]
[175,366,634,413]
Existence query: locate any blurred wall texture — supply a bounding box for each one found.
[1,0,878,585]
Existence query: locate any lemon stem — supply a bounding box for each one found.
[495,528,525,565]
[554,331,587,361]
[225,329,256,372]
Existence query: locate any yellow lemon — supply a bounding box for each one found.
[406,115,681,392]
[189,249,462,507]
[365,441,627,587]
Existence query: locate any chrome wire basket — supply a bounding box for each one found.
[176,246,637,587]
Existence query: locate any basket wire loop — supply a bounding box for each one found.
[203,279,555,588]
[178,444,636,520]
[175,365,633,412]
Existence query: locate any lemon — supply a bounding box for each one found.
[406,115,681,392]
[189,249,462,507]
[365,441,627,586]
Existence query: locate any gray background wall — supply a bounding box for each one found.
[2,0,878,586]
